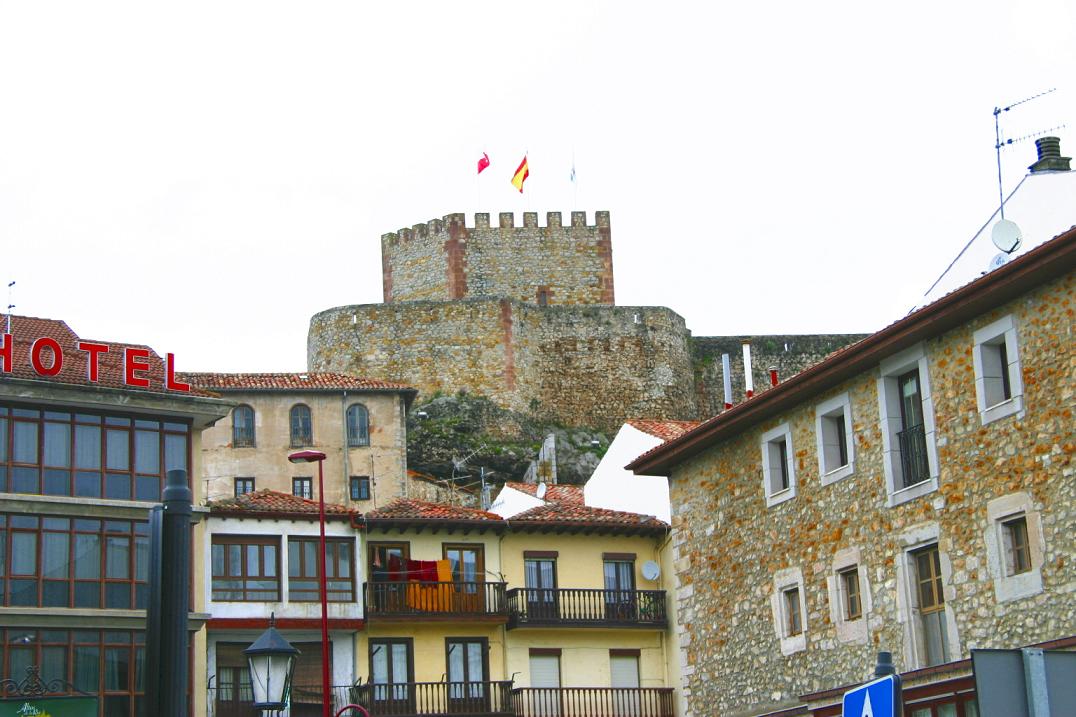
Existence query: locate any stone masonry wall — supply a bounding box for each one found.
[308,299,695,430]
[667,271,1074,716]
[693,334,867,417]
[381,211,614,306]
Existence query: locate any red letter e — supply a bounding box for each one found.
[124,348,151,388]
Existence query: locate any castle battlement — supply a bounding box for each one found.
[379,210,614,306]
[381,210,611,244]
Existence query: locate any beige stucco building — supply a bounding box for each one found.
[630,227,1076,716]
[181,372,416,509]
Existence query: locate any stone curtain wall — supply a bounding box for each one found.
[666,272,1075,716]
[381,211,615,306]
[692,334,867,417]
[308,300,696,430]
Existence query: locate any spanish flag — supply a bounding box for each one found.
[511,155,529,193]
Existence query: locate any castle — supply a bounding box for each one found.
[308,211,863,429]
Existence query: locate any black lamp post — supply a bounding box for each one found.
[245,615,301,712]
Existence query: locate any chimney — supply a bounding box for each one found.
[721,353,733,409]
[1028,136,1071,173]
[768,366,779,387]
[742,340,754,399]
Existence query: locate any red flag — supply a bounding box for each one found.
[477,152,490,174]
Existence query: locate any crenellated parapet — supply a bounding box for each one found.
[380,211,614,306]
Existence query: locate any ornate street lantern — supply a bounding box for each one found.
[244,615,301,711]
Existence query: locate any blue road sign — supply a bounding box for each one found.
[842,674,898,717]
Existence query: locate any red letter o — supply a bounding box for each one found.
[31,337,64,377]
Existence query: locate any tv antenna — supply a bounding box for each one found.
[6,281,14,334]
[993,88,1064,222]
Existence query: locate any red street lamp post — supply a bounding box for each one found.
[288,449,331,717]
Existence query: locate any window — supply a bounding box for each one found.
[985,492,1043,602]
[370,639,414,705]
[234,477,255,497]
[912,544,950,667]
[815,394,854,484]
[783,587,803,636]
[827,547,870,644]
[0,404,189,501]
[524,552,558,620]
[840,567,861,620]
[289,404,313,447]
[760,423,796,507]
[346,404,370,447]
[603,554,636,620]
[211,536,279,601]
[973,314,1024,425]
[878,345,938,506]
[292,477,312,500]
[770,567,806,655]
[288,537,354,602]
[536,287,551,306]
[446,638,489,703]
[232,405,255,447]
[350,476,371,501]
[0,515,148,609]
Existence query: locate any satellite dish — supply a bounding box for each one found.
[988,253,1009,272]
[536,483,547,499]
[991,219,1022,254]
[641,560,660,581]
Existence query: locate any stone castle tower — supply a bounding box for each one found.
[308,211,864,430]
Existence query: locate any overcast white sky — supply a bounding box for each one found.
[2,1,1073,372]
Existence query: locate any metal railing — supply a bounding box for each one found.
[350,680,514,716]
[511,687,675,717]
[897,423,930,488]
[209,685,357,717]
[506,589,667,628]
[364,581,508,618]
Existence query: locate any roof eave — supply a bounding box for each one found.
[628,225,1076,476]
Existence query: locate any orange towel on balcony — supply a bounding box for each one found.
[436,559,453,583]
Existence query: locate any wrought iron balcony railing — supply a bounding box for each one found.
[897,423,930,488]
[350,680,514,716]
[506,588,667,628]
[511,687,675,717]
[364,581,508,619]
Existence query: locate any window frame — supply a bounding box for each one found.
[346,404,370,447]
[770,567,806,655]
[350,476,371,501]
[972,314,1024,425]
[760,422,796,507]
[210,535,280,602]
[815,393,855,485]
[827,547,870,645]
[287,536,355,603]
[289,404,313,448]
[877,345,939,507]
[231,405,256,448]
[984,492,1043,603]
[292,477,312,500]
[234,477,255,497]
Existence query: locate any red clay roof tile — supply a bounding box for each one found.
[501,482,584,504]
[509,502,667,531]
[626,419,701,442]
[208,489,354,518]
[180,372,414,392]
[365,499,503,523]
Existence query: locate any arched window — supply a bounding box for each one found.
[347,404,370,447]
[290,404,313,447]
[232,405,255,447]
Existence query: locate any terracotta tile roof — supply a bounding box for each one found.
[365,499,503,523]
[1,315,215,398]
[501,482,584,504]
[509,502,668,534]
[208,489,354,519]
[180,372,414,392]
[629,225,1076,475]
[626,419,701,442]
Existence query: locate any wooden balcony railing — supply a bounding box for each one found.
[364,581,508,619]
[350,680,514,716]
[511,687,675,717]
[506,589,667,628]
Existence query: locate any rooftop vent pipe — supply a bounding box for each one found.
[1029,136,1071,172]
[742,340,753,399]
[721,354,733,409]
[768,366,779,387]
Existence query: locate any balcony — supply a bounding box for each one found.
[506,589,667,629]
[350,680,514,716]
[364,581,508,621]
[512,687,675,717]
[897,423,930,488]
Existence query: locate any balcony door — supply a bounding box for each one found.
[446,638,489,712]
[370,639,414,712]
[369,542,410,612]
[524,556,558,620]
[610,651,641,717]
[897,369,929,487]
[603,557,636,621]
[214,644,253,717]
[529,651,562,717]
[444,543,485,612]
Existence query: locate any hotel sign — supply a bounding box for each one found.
[0,696,98,717]
[0,334,191,392]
